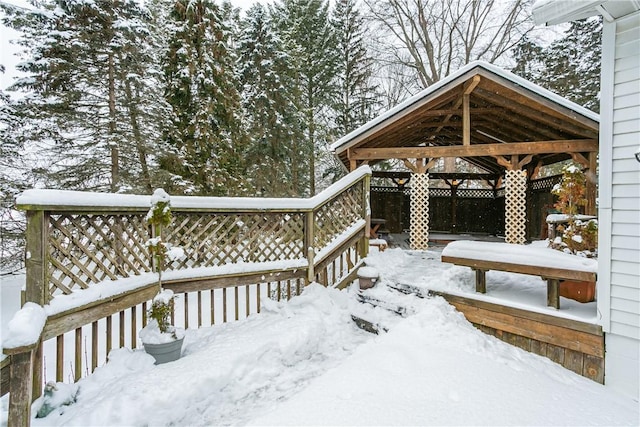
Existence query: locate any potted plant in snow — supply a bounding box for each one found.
[140,189,185,364]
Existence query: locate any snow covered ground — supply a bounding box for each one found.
[1,245,638,426]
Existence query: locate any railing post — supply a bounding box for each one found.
[5,345,37,427]
[304,210,315,284]
[24,209,48,401]
[360,175,371,260]
[25,210,48,306]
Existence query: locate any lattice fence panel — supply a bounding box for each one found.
[314,183,364,249]
[530,174,562,192]
[166,212,306,269]
[458,189,495,199]
[410,173,430,250]
[429,188,451,198]
[505,170,527,244]
[47,213,152,298]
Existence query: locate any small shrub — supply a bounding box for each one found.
[148,289,177,337]
[549,164,597,258]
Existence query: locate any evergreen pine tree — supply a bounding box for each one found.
[0,63,27,273]
[2,0,164,192]
[512,17,601,113]
[237,3,303,196]
[542,18,602,112]
[271,0,338,195]
[161,0,247,196]
[511,35,545,83]
[331,0,379,137]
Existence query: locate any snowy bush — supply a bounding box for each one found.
[140,288,184,343]
[145,189,184,285]
[551,218,598,258]
[549,164,597,258]
[142,189,185,343]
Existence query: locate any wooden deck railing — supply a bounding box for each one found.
[2,166,371,426]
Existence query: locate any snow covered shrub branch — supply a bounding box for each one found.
[145,189,184,286]
[142,189,184,344]
[549,164,597,258]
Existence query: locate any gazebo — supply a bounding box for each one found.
[331,61,599,249]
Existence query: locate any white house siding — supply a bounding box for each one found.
[533,0,640,401]
[609,11,640,340]
[601,10,640,400]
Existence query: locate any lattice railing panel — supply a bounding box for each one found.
[458,189,495,199]
[167,212,306,269]
[410,173,430,250]
[505,170,527,244]
[429,188,451,198]
[30,172,369,304]
[530,174,562,192]
[47,213,152,298]
[314,183,364,249]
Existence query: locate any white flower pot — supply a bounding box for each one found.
[143,337,184,364]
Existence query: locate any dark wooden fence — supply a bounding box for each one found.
[2,167,371,426]
[371,174,560,239]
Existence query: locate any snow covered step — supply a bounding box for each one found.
[387,282,430,298]
[356,293,409,316]
[350,315,388,335]
[350,282,426,334]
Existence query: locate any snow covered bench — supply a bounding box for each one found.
[369,238,388,252]
[441,241,597,309]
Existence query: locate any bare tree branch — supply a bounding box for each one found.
[365,0,534,92]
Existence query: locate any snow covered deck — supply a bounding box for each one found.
[361,244,603,382]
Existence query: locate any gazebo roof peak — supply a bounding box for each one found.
[331,61,599,175]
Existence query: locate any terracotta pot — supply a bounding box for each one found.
[559,280,596,303]
[357,266,379,290]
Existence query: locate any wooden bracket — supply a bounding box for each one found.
[402,159,418,173]
[517,154,534,170]
[530,160,543,180]
[483,178,498,189]
[403,158,438,174]
[464,75,481,95]
[570,152,589,169]
[494,154,533,171]
[445,178,466,188]
[493,155,513,170]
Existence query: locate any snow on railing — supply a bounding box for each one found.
[4,166,371,426]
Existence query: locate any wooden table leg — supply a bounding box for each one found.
[547,279,560,309]
[474,269,486,293]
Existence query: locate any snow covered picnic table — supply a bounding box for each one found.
[441,241,597,309]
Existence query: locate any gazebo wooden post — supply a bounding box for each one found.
[451,183,458,233]
[586,152,597,216]
[404,158,437,250]
[444,177,462,233]
[495,155,532,244]
[571,152,598,216]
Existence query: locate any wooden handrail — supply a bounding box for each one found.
[16,167,372,214]
[4,166,372,427]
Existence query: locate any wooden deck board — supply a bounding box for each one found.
[429,290,605,382]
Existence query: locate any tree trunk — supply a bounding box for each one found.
[108,53,119,192]
[123,72,152,193]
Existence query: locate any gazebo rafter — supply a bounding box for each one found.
[332,61,599,249]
